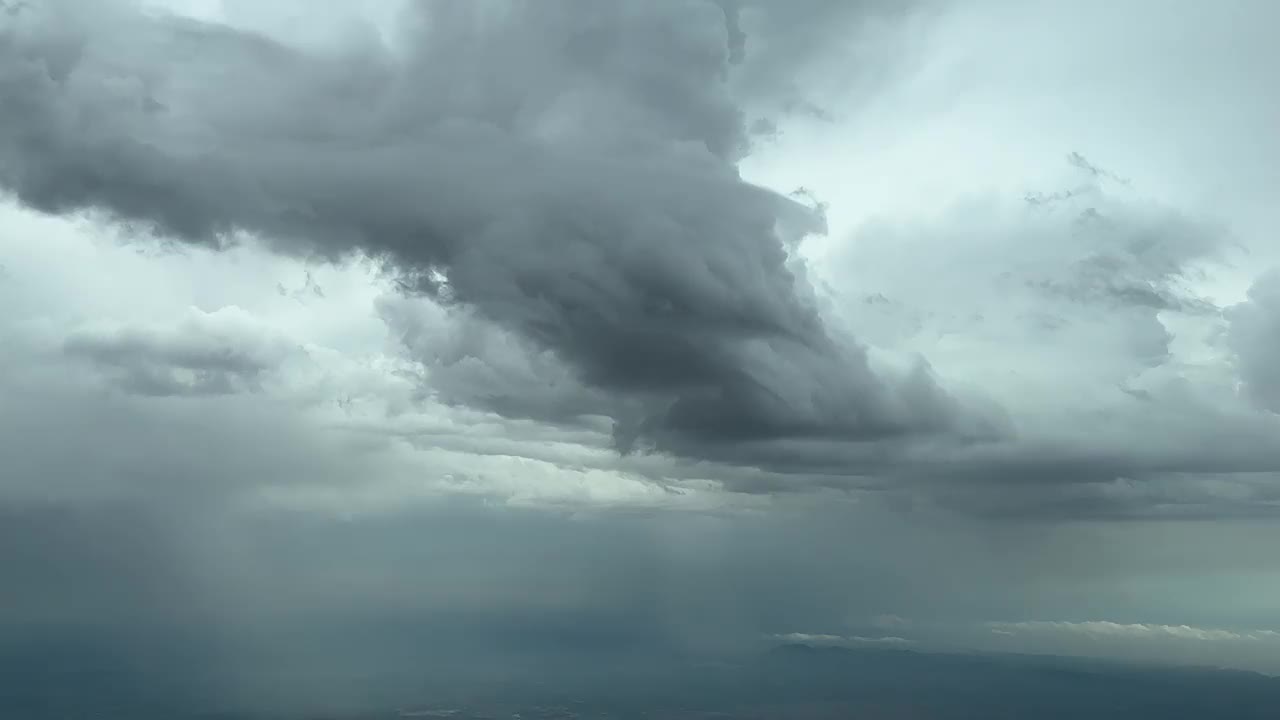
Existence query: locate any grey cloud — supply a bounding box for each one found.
[378,294,621,428]
[7,328,1280,703]
[9,2,1280,710]
[0,0,991,468]
[1227,271,1280,413]
[1065,151,1130,186]
[62,307,298,396]
[838,157,1222,370]
[807,158,1280,519]
[722,0,913,115]
[1016,158,1223,315]
[1,0,1271,527]
[276,269,325,301]
[0,339,407,506]
[716,1,746,65]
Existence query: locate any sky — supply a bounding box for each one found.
[2,0,1280,703]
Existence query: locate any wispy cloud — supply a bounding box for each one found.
[988,621,1280,644]
[771,632,914,646]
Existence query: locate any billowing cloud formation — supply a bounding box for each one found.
[2,0,1279,519]
[0,0,989,470]
[5,2,1280,707]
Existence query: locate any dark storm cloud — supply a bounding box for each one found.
[379,296,622,427]
[0,0,989,462]
[3,0,1270,522]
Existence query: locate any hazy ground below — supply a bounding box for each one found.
[4,637,1278,719]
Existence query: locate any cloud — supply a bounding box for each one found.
[872,614,912,629]
[1227,271,1280,413]
[5,0,1280,645]
[770,151,1280,520]
[721,0,919,117]
[0,0,992,472]
[2,0,1277,527]
[833,160,1224,386]
[989,620,1280,644]
[6,2,1280,712]
[771,632,913,646]
[1,0,1278,528]
[974,618,1280,673]
[63,305,299,396]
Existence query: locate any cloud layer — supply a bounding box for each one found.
[3,0,1280,698]
[0,0,996,476]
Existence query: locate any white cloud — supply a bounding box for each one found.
[988,620,1280,644]
[772,632,914,647]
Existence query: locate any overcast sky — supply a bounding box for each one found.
[2,0,1280,698]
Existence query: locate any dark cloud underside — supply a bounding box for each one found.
[0,0,982,467]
